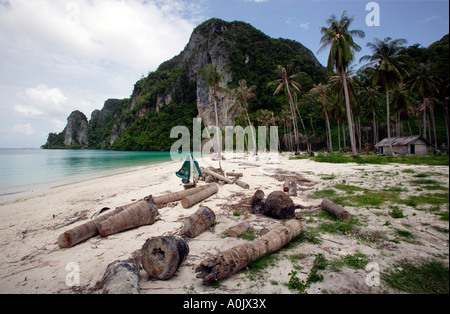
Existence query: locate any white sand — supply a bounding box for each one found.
[0,154,448,294]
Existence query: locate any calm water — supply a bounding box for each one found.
[0,149,173,197]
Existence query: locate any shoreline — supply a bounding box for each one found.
[0,154,448,294]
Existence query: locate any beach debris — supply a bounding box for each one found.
[181,184,219,209]
[264,191,296,219]
[200,167,250,189]
[287,179,297,196]
[97,196,159,237]
[226,172,243,178]
[141,236,189,280]
[101,260,140,294]
[58,206,128,248]
[250,190,265,215]
[226,221,250,237]
[321,198,352,222]
[182,206,216,238]
[153,183,215,207]
[195,219,303,284]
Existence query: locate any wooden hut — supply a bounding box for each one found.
[375,136,432,156]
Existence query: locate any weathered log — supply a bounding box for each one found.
[321,198,352,222]
[264,191,296,219]
[288,180,297,197]
[182,206,216,238]
[153,184,214,205]
[97,196,159,237]
[141,236,189,280]
[226,172,243,178]
[201,167,249,189]
[235,179,250,189]
[195,219,303,284]
[227,221,250,237]
[181,184,218,209]
[250,190,265,214]
[101,260,140,294]
[58,206,126,248]
[259,228,270,236]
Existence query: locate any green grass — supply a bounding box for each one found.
[293,153,449,166]
[382,258,449,294]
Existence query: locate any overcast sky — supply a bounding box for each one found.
[0,0,448,148]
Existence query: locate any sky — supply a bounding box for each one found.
[0,0,448,148]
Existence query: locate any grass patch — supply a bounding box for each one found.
[382,258,449,294]
[292,153,449,166]
[312,189,336,199]
[334,184,367,193]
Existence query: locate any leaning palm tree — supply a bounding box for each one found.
[229,79,258,155]
[267,65,305,153]
[318,11,365,157]
[197,64,225,162]
[360,37,410,157]
[310,83,333,152]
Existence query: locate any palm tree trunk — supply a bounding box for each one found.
[337,120,341,152]
[386,90,396,157]
[430,105,437,150]
[444,97,449,151]
[324,109,332,152]
[423,98,427,140]
[372,110,377,148]
[342,122,346,151]
[341,71,358,157]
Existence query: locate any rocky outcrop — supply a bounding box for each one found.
[63,111,88,147]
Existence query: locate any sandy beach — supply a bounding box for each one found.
[0,153,448,294]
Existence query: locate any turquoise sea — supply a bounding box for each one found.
[0,149,173,198]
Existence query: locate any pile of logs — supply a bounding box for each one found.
[200,167,250,189]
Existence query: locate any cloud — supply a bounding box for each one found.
[13,124,34,136]
[299,23,310,30]
[13,104,44,118]
[17,84,69,117]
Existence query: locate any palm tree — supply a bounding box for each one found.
[360,37,410,157]
[267,65,304,153]
[197,64,225,162]
[278,108,293,151]
[229,79,258,155]
[256,109,272,152]
[409,62,438,148]
[310,83,333,152]
[390,82,413,137]
[319,11,365,157]
[359,85,382,147]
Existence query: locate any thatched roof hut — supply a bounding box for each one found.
[375,135,432,156]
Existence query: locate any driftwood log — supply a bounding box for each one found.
[201,167,249,189]
[321,198,352,222]
[288,180,297,197]
[153,184,215,206]
[250,190,265,214]
[226,221,250,237]
[264,191,296,219]
[181,184,218,208]
[226,172,243,178]
[97,196,159,237]
[283,180,289,192]
[58,206,128,248]
[195,219,303,284]
[141,236,189,280]
[182,206,216,238]
[101,260,140,294]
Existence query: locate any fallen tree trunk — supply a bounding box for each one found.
[283,180,289,192]
[97,196,159,237]
[181,184,218,209]
[321,198,352,222]
[201,167,249,189]
[141,236,189,280]
[227,221,250,237]
[58,206,127,248]
[264,191,296,219]
[195,219,303,284]
[226,172,243,178]
[101,260,140,294]
[153,184,214,206]
[182,206,216,238]
[250,190,265,215]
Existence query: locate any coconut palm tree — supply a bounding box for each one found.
[267,65,304,153]
[318,11,365,157]
[360,37,410,157]
[229,79,258,155]
[256,109,272,152]
[310,83,333,152]
[359,85,382,146]
[409,62,438,148]
[197,64,226,164]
